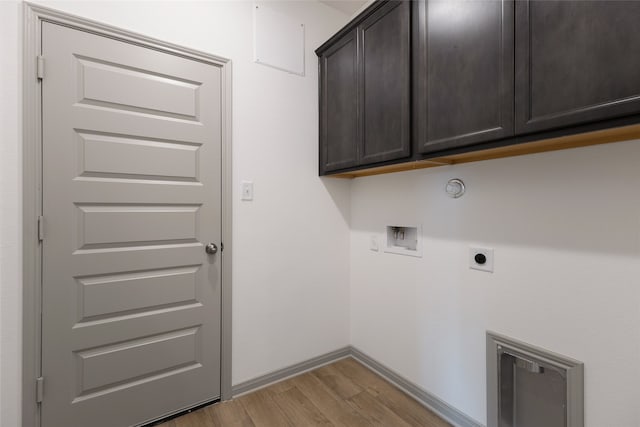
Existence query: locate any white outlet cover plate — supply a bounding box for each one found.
[469,247,494,273]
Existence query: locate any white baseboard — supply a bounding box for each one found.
[231,346,351,396]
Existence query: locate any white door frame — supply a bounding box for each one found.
[22,3,233,425]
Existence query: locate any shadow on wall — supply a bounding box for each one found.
[349,139,640,257]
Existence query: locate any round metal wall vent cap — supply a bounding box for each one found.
[445,178,465,198]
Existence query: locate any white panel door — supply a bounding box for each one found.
[41,22,222,427]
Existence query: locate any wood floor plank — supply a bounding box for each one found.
[311,362,363,400]
[334,358,452,427]
[332,357,389,395]
[366,381,450,427]
[347,390,413,427]
[161,358,454,427]
[207,399,255,427]
[263,376,297,394]
[172,409,213,427]
[271,386,333,426]
[238,388,294,427]
[374,386,452,427]
[292,371,371,427]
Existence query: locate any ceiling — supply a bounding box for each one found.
[319,0,369,16]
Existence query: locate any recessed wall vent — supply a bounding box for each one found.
[487,331,584,427]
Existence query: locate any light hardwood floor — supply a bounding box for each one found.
[156,357,451,427]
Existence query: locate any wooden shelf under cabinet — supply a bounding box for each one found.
[329,124,640,179]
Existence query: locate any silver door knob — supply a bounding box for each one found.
[205,243,218,254]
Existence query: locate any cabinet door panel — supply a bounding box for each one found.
[359,1,411,164]
[320,31,358,173]
[415,0,514,154]
[515,0,640,134]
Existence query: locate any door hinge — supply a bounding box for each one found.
[37,216,44,241]
[36,377,44,403]
[221,242,224,252]
[37,56,45,80]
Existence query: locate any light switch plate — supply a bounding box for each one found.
[241,181,254,201]
[370,235,379,251]
[470,247,494,273]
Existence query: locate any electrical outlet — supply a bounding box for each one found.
[469,247,494,273]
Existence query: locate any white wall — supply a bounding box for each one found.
[350,140,640,427]
[0,1,351,425]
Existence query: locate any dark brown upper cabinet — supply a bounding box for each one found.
[515,0,640,134]
[317,1,411,174]
[319,30,359,174]
[358,1,411,164]
[414,0,514,155]
[318,0,640,178]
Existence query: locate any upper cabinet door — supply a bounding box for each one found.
[319,30,359,174]
[515,1,640,134]
[358,1,411,164]
[415,0,514,154]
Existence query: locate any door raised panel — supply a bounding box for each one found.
[77,266,199,322]
[515,0,640,133]
[74,327,201,398]
[76,204,200,248]
[415,0,514,154]
[76,55,201,120]
[77,131,201,182]
[320,30,359,173]
[359,0,411,164]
